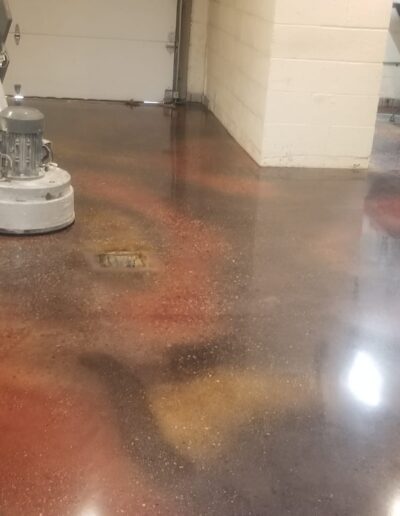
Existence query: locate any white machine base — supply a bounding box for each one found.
[0,165,75,235]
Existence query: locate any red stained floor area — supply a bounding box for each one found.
[0,101,400,515]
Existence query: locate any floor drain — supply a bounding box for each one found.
[96,251,147,269]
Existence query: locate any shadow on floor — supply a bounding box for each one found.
[79,352,193,483]
[163,337,246,382]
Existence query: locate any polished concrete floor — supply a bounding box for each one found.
[0,100,399,516]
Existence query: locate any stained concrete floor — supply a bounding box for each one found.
[0,101,399,516]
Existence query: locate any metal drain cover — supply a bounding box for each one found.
[96,251,146,269]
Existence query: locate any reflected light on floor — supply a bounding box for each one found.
[348,351,383,408]
[80,506,101,516]
[390,497,400,516]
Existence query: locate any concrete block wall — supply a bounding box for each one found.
[187,0,392,168]
[381,8,400,99]
[262,0,392,168]
[205,0,276,163]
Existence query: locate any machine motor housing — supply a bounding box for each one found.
[0,106,45,179]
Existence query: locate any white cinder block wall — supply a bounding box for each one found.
[263,0,392,168]
[187,0,392,168]
[381,8,400,99]
[204,0,276,163]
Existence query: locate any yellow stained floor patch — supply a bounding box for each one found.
[149,368,317,463]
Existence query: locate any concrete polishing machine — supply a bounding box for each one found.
[0,0,74,234]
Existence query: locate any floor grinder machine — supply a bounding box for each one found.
[0,0,75,234]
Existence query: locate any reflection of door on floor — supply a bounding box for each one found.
[4,0,178,101]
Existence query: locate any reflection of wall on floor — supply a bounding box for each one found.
[381,7,400,99]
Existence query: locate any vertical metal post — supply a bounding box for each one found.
[173,0,192,102]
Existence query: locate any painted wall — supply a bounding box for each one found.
[205,0,275,164]
[262,0,391,169]
[381,8,400,99]
[188,0,392,168]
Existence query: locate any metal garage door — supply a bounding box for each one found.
[4,0,178,101]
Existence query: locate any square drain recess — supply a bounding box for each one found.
[96,251,147,269]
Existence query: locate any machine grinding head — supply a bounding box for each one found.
[0,107,75,234]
